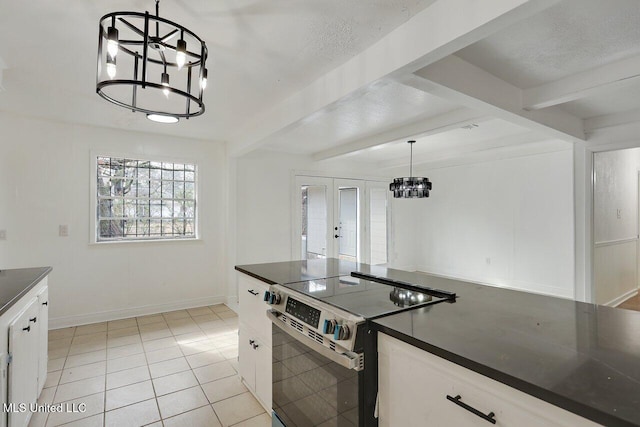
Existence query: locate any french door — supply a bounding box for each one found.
[293,175,388,265]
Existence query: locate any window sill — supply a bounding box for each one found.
[89,237,202,246]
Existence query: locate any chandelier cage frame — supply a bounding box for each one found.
[389,140,433,199]
[96,1,208,121]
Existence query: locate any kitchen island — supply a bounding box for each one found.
[236,259,640,427]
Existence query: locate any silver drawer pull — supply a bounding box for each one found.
[446,395,496,424]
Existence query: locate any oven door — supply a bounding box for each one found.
[269,311,361,427]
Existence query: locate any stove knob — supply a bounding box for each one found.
[269,292,281,305]
[323,319,337,335]
[263,291,271,302]
[334,324,350,341]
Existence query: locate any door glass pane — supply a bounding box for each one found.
[338,188,358,262]
[370,187,388,265]
[302,185,328,259]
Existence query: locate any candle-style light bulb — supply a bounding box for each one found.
[161,72,170,97]
[106,55,116,79]
[176,39,187,70]
[200,68,208,90]
[107,26,119,58]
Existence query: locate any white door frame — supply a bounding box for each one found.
[292,175,335,260]
[291,173,390,263]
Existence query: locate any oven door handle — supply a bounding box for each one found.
[267,310,363,371]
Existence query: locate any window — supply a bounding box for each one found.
[96,157,196,241]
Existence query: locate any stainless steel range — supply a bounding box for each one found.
[265,272,456,427]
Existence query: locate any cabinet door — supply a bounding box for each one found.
[238,324,256,391]
[37,286,49,394]
[9,298,39,427]
[254,336,272,411]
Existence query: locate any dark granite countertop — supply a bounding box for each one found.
[0,267,52,316]
[236,259,640,427]
[235,258,365,285]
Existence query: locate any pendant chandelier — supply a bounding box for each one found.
[389,140,432,198]
[96,1,208,124]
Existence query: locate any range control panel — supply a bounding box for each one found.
[285,297,321,329]
[266,285,365,353]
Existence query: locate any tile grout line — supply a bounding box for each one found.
[44,305,244,427]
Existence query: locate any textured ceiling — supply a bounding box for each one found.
[261,80,458,154]
[0,0,435,141]
[456,0,640,89]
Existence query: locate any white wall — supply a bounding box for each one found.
[593,148,640,305]
[0,112,228,328]
[234,149,389,265]
[392,148,576,298]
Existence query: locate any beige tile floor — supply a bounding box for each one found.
[27,304,271,427]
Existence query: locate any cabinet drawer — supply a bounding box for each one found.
[378,333,600,427]
[238,274,271,343]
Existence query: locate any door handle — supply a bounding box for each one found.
[334,234,339,239]
[23,326,31,332]
[42,301,48,306]
[247,289,259,296]
[29,317,37,323]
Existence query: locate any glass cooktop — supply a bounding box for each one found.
[280,275,454,319]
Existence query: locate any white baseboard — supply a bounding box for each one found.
[50,295,228,329]
[607,288,639,308]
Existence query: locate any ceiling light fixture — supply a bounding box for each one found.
[146,114,179,124]
[96,0,208,123]
[389,140,432,198]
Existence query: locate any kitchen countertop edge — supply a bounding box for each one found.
[234,265,277,285]
[0,267,52,316]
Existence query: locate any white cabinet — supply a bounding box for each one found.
[36,287,49,394]
[237,273,272,412]
[0,275,49,427]
[8,298,40,427]
[378,333,601,427]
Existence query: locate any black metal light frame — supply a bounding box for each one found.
[389,140,432,198]
[96,1,207,121]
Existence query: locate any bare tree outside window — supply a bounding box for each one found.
[96,157,196,241]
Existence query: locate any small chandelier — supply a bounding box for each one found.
[96,1,208,123]
[389,140,432,198]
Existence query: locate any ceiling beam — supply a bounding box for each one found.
[311,107,487,161]
[395,140,570,171]
[523,55,640,110]
[229,0,562,157]
[378,131,550,169]
[407,55,585,142]
[584,108,640,133]
[0,55,6,92]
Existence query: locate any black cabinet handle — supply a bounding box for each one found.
[247,289,259,296]
[29,317,37,323]
[23,326,30,332]
[446,395,496,424]
[42,301,48,306]
[249,339,255,345]
[252,343,259,350]
[334,234,339,239]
